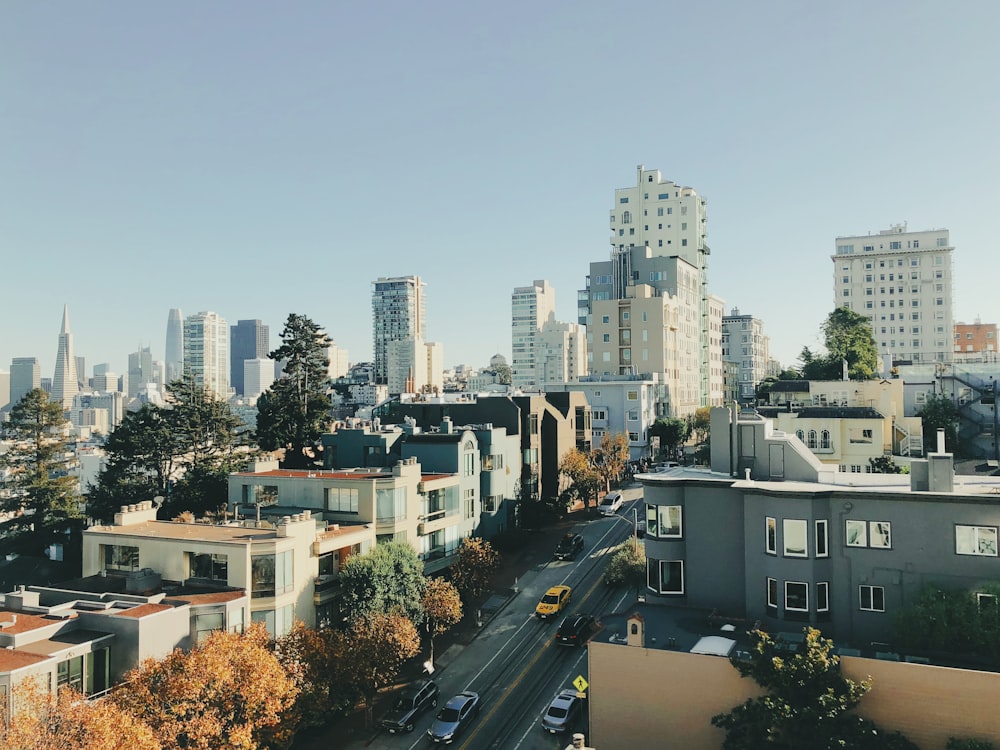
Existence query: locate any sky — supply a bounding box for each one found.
[3,1,999,381]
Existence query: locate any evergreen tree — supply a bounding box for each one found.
[0,389,83,557]
[917,393,961,454]
[256,314,332,469]
[800,307,880,381]
[338,540,427,623]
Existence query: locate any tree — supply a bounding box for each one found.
[691,406,712,444]
[868,455,903,474]
[422,576,463,664]
[338,612,421,728]
[276,621,356,729]
[0,679,161,750]
[256,314,332,469]
[648,418,690,462]
[449,537,500,606]
[799,308,880,381]
[559,447,601,511]
[603,541,645,593]
[338,540,426,624]
[893,583,1000,664]
[711,627,916,749]
[110,623,298,750]
[0,389,83,557]
[88,376,249,523]
[593,432,630,490]
[917,393,960,455]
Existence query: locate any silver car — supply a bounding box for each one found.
[541,689,583,734]
[427,691,479,744]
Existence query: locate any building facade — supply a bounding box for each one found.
[165,308,184,383]
[230,319,269,396]
[511,280,556,389]
[50,305,79,411]
[536,319,586,386]
[9,357,40,408]
[833,224,954,365]
[954,319,998,362]
[372,276,425,385]
[183,311,230,399]
[721,308,770,404]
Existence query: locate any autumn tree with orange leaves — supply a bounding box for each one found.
[110,623,298,750]
[422,576,463,664]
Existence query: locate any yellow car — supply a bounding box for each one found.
[535,585,572,620]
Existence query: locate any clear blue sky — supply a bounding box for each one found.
[3,1,998,380]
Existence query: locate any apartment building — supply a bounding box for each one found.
[372,276,426,385]
[721,307,770,404]
[511,279,556,389]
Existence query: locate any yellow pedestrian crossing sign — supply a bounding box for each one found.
[573,675,589,693]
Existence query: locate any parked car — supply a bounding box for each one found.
[598,491,624,516]
[554,533,585,561]
[541,689,583,734]
[427,691,480,744]
[380,679,439,734]
[535,585,572,620]
[555,614,596,646]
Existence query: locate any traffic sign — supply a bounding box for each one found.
[573,675,589,693]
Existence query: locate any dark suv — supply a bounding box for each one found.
[380,679,439,734]
[555,614,596,646]
[554,533,585,561]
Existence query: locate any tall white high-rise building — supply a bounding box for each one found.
[372,276,426,385]
[833,224,954,365]
[386,337,444,395]
[511,279,556,389]
[183,311,230,399]
[51,304,79,410]
[603,166,712,406]
[536,319,586,385]
[127,346,154,398]
[165,308,184,383]
[326,341,350,380]
[243,358,276,400]
[9,358,40,407]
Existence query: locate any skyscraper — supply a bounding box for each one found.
[127,346,155,398]
[10,357,41,406]
[51,304,79,410]
[372,276,425,384]
[183,311,230,399]
[165,308,184,383]
[511,280,556,389]
[833,224,954,365]
[230,319,269,396]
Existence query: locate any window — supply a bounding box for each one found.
[325,486,359,513]
[846,519,867,547]
[978,593,997,613]
[860,585,885,612]
[785,581,809,612]
[190,553,228,582]
[376,486,408,521]
[464,450,475,476]
[647,504,682,538]
[483,495,500,513]
[956,525,999,556]
[252,604,294,637]
[465,489,475,519]
[766,516,777,554]
[820,430,831,450]
[815,520,829,557]
[817,582,830,613]
[194,612,225,643]
[251,550,293,598]
[243,484,278,506]
[104,544,139,572]
[767,577,778,610]
[783,519,808,557]
[807,430,818,449]
[627,390,638,400]
[647,559,684,595]
[846,520,891,549]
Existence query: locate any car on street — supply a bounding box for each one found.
[598,491,624,516]
[541,689,583,734]
[379,679,439,734]
[535,585,572,620]
[555,614,596,646]
[554,533,585,561]
[427,691,479,744]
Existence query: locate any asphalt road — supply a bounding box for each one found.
[336,486,645,750]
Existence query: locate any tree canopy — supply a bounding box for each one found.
[338,540,427,623]
[421,576,463,663]
[799,307,880,381]
[604,540,645,590]
[917,393,960,455]
[0,389,83,557]
[449,536,500,605]
[649,417,690,461]
[712,627,915,749]
[558,447,602,511]
[255,314,332,469]
[893,582,1000,665]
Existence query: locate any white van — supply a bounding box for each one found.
[598,491,624,516]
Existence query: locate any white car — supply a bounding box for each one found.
[598,491,624,516]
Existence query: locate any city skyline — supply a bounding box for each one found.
[3,2,999,378]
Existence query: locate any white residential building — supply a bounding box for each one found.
[183,311,231,399]
[387,337,444,396]
[243,358,276,399]
[327,341,350,379]
[721,308,770,403]
[536,319,586,385]
[372,276,426,385]
[511,280,556,389]
[833,224,954,365]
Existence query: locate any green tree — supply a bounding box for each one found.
[603,541,645,593]
[0,389,83,557]
[559,447,602,511]
[868,455,903,474]
[449,537,500,606]
[691,406,712,444]
[893,583,1000,664]
[256,314,332,469]
[800,308,880,381]
[648,417,690,462]
[917,393,960,455]
[338,540,426,623]
[422,577,463,664]
[711,627,916,749]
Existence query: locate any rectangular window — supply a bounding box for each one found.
[785,581,809,612]
[627,390,638,400]
[783,519,808,557]
[190,553,228,582]
[193,612,225,643]
[817,582,830,613]
[658,560,684,594]
[767,577,778,610]
[869,521,892,548]
[815,520,829,557]
[465,489,475,519]
[657,505,682,538]
[103,544,139,572]
[376,486,408,521]
[765,516,777,555]
[860,585,885,612]
[325,486,359,513]
[846,520,868,547]
[956,525,999,556]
